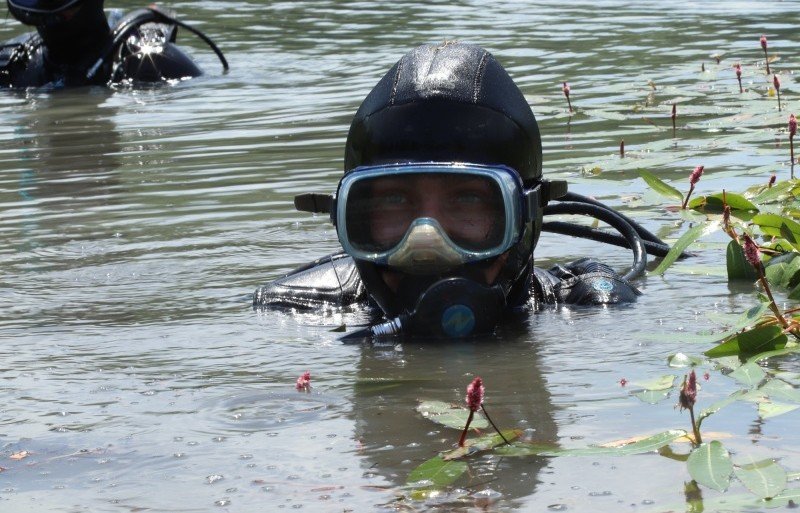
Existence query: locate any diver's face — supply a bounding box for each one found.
[368,175,501,250]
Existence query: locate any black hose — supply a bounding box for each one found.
[561,191,664,246]
[87,7,228,80]
[542,221,688,259]
[544,201,647,280]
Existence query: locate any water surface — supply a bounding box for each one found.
[2,1,800,511]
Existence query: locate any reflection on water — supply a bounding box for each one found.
[2,0,800,511]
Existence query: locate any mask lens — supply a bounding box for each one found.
[7,0,80,26]
[343,171,507,254]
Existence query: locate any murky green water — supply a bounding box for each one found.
[2,1,800,511]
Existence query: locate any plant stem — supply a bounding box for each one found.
[458,410,474,447]
[757,266,790,329]
[681,184,695,209]
[480,405,510,444]
[689,407,702,446]
[777,89,782,112]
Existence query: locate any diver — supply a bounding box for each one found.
[0,0,228,89]
[254,42,675,340]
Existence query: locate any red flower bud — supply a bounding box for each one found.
[742,233,762,270]
[562,82,570,97]
[678,370,697,411]
[671,103,676,120]
[734,63,742,78]
[761,35,768,51]
[790,114,797,139]
[466,377,485,412]
[295,371,311,390]
[689,165,704,186]
[769,174,777,187]
[774,74,781,91]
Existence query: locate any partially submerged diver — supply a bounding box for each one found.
[0,0,228,89]
[254,43,675,339]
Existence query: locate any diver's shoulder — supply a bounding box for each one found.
[533,257,641,305]
[253,253,367,310]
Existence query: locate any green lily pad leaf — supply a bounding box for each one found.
[687,441,733,491]
[416,400,489,430]
[728,362,766,387]
[688,192,758,213]
[698,390,747,427]
[630,374,676,391]
[727,240,760,281]
[441,429,522,461]
[733,457,787,499]
[752,213,800,243]
[758,401,800,419]
[704,325,788,358]
[653,221,721,275]
[540,429,687,457]
[407,456,467,489]
[637,169,684,202]
[667,353,704,368]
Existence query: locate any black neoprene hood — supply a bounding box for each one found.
[344,42,543,184]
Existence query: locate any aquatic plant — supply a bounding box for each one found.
[761,35,770,74]
[677,370,701,445]
[562,81,572,113]
[620,139,625,158]
[295,371,311,391]
[681,165,704,209]
[734,63,742,93]
[790,114,797,168]
[458,376,483,447]
[774,74,782,111]
[671,103,677,137]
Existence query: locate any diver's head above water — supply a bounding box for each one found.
[7,0,109,62]
[330,43,564,337]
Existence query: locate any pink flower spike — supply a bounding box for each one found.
[466,377,485,413]
[742,233,762,270]
[769,174,777,188]
[734,63,742,78]
[678,370,697,411]
[774,74,781,91]
[619,378,627,387]
[761,35,768,51]
[790,114,797,139]
[562,82,570,97]
[689,165,704,185]
[295,371,311,391]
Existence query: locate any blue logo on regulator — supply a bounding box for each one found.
[441,304,476,337]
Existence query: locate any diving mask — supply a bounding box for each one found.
[332,163,540,273]
[7,0,83,26]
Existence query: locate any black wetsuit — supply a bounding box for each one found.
[0,8,201,89]
[253,254,641,312]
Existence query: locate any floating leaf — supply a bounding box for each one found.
[727,240,760,281]
[630,374,676,391]
[704,325,788,358]
[734,457,787,499]
[765,253,800,289]
[527,430,688,457]
[416,400,489,430]
[687,441,733,491]
[688,192,758,212]
[653,221,721,275]
[752,213,800,242]
[698,390,747,427]
[634,389,671,404]
[441,430,521,461]
[758,401,800,419]
[750,180,797,204]
[637,169,684,202]
[757,379,800,403]
[728,362,766,387]
[407,456,467,489]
